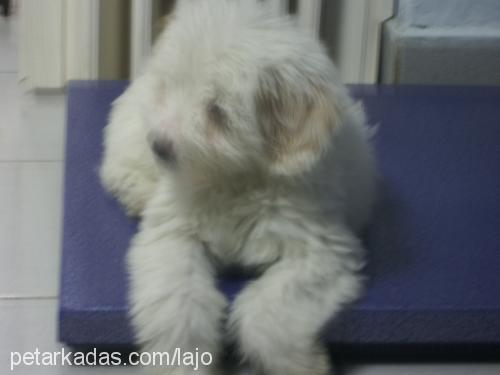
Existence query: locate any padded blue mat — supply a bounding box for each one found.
[59,82,500,352]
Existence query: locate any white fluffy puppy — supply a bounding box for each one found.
[100,0,376,374]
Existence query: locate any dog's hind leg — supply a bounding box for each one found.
[100,75,159,217]
[229,222,364,375]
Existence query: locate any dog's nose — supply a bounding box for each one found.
[151,139,175,162]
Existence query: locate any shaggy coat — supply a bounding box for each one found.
[100,1,377,374]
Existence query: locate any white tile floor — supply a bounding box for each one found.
[0,11,499,375]
[0,14,138,375]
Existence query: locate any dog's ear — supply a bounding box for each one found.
[255,66,340,176]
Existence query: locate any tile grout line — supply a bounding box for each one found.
[0,295,59,301]
[0,160,64,163]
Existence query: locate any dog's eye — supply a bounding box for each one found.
[207,103,229,131]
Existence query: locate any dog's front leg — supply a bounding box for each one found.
[230,223,364,375]
[100,75,159,217]
[127,191,227,374]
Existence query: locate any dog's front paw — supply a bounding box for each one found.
[306,352,331,375]
[100,163,157,217]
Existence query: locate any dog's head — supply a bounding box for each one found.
[143,0,349,181]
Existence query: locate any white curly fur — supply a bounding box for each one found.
[100,1,377,374]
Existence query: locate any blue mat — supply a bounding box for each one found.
[59,82,500,354]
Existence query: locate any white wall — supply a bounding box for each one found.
[398,0,500,28]
[19,0,66,89]
[381,0,500,85]
[20,0,101,90]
